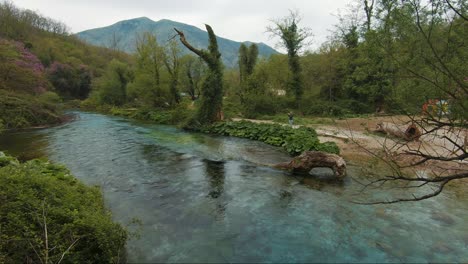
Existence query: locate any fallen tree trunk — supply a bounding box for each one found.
[274,151,347,179]
[375,122,421,141]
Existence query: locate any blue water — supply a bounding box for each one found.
[1,111,467,263]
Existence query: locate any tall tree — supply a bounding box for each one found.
[93,59,130,106]
[267,10,312,108]
[129,32,166,106]
[238,43,259,102]
[163,40,181,104]
[174,24,224,127]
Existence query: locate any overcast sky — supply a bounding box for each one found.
[11,0,353,51]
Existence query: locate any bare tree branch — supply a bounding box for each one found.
[444,0,468,21]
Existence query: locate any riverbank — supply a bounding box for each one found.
[232,116,468,177]
[0,151,127,263]
[0,90,63,133]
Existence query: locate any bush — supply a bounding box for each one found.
[38,91,62,104]
[203,121,339,155]
[337,99,374,114]
[0,154,127,263]
[301,99,349,117]
[242,95,295,118]
[0,90,61,129]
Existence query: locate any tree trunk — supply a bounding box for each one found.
[374,122,422,141]
[274,151,347,179]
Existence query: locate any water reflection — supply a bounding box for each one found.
[204,159,227,222]
[205,159,225,199]
[0,130,48,160]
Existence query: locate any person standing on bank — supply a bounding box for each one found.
[288,112,294,126]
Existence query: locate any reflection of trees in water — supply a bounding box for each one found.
[205,159,225,198]
[0,131,48,161]
[204,159,226,220]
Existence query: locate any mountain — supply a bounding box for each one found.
[76,17,278,68]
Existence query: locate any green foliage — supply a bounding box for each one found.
[238,43,260,104]
[0,38,51,94]
[92,59,131,106]
[242,95,292,118]
[0,90,61,129]
[203,121,339,156]
[301,99,349,117]
[177,24,224,128]
[0,154,127,263]
[180,55,205,100]
[108,100,193,125]
[130,32,166,106]
[47,62,92,99]
[238,43,258,83]
[267,10,312,108]
[163,40,182,105]
[38,91,62,104]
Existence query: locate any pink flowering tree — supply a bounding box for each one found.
[0,38,50,94]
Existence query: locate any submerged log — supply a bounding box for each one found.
[274,151,347,179]
[375,122,421,141]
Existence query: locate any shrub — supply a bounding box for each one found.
[301,100,349,117]
[38,91,62,104]
[0,90,61,129]
[203,121,339,155]
[0,154,127,263]
[242,96,280,118]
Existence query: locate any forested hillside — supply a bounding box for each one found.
[0,1,130,131]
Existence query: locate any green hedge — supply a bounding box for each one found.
[203,121,339,156]
[0,153,127,263]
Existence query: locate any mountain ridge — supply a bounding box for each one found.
[76,17,278,68]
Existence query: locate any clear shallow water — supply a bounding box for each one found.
[1,111,467,263]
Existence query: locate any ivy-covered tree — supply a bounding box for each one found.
[174,24,224,126]
[267,10,312,108]
[238,43,259,102]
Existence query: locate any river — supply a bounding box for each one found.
[1,111,467,263]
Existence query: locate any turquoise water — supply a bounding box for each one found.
[1,111,467,263]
